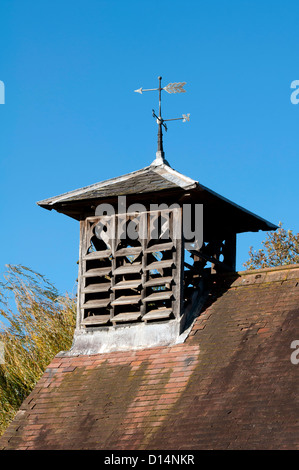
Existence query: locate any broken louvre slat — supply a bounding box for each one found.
[111,312,141,324]
[144,276,173,287]
[82,315,110,325]
[83,250,112,260]
[188,249,232,272]
[142,307,173,322]
[111,295,141,306]
[83,267,112,277]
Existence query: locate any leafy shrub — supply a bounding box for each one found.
[243,223,299,270]
[0,265,76,435]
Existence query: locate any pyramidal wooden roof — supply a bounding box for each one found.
[37,162,277,234]
[37,163,197,206]
[1,264,298,450]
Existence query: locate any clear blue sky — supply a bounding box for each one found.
[0,0,298,296]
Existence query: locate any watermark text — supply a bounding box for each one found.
[94,196,203,249]
[290,80,299,104]
[290,340,299,365]
[0,80,4,104]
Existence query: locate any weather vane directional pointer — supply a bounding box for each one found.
[134,76,190,166]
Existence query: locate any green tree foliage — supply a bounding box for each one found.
[0,265,76,435]
[243,223,299,270]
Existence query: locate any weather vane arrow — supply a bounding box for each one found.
[134,76,190,166]
[134,81,186,95]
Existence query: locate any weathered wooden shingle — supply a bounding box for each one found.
[37,164,197,206]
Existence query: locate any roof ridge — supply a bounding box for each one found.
[238,263,299,275]
[207,263,299,290]
[209,264,299,279]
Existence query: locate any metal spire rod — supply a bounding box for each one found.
[134,76,190,166]
[157,76,164,161]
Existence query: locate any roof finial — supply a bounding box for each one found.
[134,76,190,166]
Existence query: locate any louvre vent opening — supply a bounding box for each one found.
[78,209,183,328]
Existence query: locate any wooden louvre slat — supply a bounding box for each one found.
[111,295,141,306]
[145,259,174,271]
[142,308,173,322]
[83,283,111,293]
[111,312,141,324]
[82,315,110,325]
[143,291,173,302]
[144,276,173,287]
[113,264,142,275]
[115,247,142,257]
[83,299,110,309]
[112,279,142,290]
[84,250,112,260]
[145,242,173,253]
[83,267,111,277]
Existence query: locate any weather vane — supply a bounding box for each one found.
[134,76,190,166]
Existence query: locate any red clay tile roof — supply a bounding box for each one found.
[1,264,298,450]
